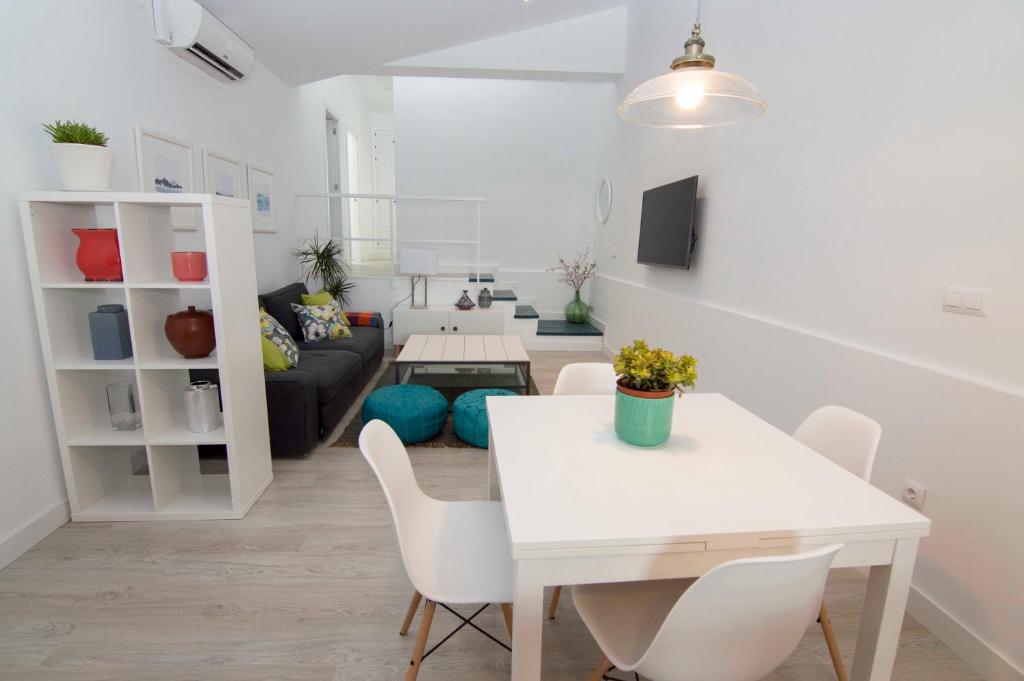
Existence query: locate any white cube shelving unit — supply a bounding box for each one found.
[20,192,273,521]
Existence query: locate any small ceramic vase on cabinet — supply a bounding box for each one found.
[171,251,208,282]
[71,228,122,281]
[455,290,476,310]
[88,304,132,360]
[164,306,216,358]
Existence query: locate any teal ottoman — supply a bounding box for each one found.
[453,388,518,449]
[362,384,447,444]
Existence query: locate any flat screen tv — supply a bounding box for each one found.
[637,175,698,269]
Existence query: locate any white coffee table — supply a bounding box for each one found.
[394,334,531,394]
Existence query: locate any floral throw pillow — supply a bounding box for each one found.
[290,300,353,343]
[301,291,350,326]
[259,309,300,366]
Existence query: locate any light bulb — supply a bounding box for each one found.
[674,85,705,109]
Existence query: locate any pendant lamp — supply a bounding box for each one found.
[618,3,765,129]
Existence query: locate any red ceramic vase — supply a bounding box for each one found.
[71,228,122,281]
[171,251,208,282]
[164,306,216,359]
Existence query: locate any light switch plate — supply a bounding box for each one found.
[943,286,989,317]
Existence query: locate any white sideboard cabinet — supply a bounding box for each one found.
[393,305,503,347]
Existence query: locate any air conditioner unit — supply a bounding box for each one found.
[153,0,254,83]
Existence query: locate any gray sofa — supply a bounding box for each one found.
[258,283,384,456]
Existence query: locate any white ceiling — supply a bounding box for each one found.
[200,0,625,85]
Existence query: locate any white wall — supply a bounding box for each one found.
[590,1,1024,677]
[0,1,367,566]
[292,74,377,243]
[392,76,606,312]
[382,7,626,81]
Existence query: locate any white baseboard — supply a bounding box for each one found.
[0,498,70,570]
[908,587,1023,681]
[522,335,604,352]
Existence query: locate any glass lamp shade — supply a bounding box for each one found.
[618,67,765,129]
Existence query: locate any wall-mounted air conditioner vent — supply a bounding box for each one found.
[153,0,254,83]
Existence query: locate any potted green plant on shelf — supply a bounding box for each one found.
[294,235,357,306]
[43,120,112,191]
[613,339,698,447]
[549,248,596,324]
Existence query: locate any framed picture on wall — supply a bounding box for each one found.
[202,149,246,199]
[247,164,275,233]
[134,124,196,230]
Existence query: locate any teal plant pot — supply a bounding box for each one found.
[565,291,591,324]
[614,385,675,447]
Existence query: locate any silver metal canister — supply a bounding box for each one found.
[184,380,222,433]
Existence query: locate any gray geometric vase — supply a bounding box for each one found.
[88,304,133,360]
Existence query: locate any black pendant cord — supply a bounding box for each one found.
[420,603,511,662]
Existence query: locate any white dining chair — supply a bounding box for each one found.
[794,405,881,481]
[358,419,515,681]
[552,362,618,397]
[547,362,618,621]
[793,405,882,681]
[576,544,843,681]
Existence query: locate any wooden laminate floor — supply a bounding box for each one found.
[0,352,980,680]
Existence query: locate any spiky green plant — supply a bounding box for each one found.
[614,339,698,394]
[293,235,357,307]
[42,120,108,146]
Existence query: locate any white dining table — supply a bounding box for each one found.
[486,393,931,681]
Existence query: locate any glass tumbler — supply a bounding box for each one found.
[106,381,142,431]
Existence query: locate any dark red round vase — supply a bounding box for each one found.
[164,306,216,358]
[71,228,122,281]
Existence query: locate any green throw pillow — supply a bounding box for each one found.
[301,290,334,306]
[261,335,291,371]
[259,309,300,366]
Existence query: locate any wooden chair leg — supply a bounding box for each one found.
[499,602,514,637]
[548,585,563,620]
[819,600,849,681]
[399,591,423,636]
[406,599,436,681]
[586,654,614,681]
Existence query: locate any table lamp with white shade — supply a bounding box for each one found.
[399,248,438,309]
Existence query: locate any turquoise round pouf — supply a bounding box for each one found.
[362,384,448,444]
[453,388,517,448]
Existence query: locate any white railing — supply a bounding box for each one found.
[293,192,485,291]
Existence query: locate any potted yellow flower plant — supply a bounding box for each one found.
[613,340,698,446]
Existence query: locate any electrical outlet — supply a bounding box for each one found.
[902,478,927,510]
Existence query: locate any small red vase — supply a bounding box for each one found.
[72,228,122,281]
[171,251,208,282]
[164,306,216,359]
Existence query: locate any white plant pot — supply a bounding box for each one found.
[49,143,113,191]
